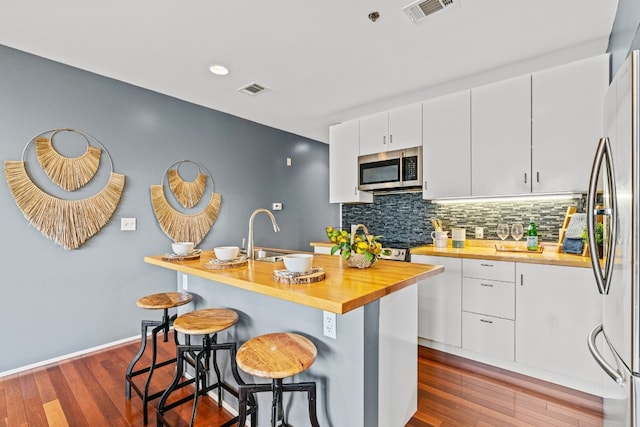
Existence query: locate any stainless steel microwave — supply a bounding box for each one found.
[358,146,422,191]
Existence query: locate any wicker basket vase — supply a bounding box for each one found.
[347,253,374,269]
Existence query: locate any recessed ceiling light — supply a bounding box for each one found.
[209,64,229,76]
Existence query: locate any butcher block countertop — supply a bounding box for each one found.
[311,240,592,268]
[145,250,443,314]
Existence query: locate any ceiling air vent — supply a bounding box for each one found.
[238,82,268,96]
[403,0,460,23]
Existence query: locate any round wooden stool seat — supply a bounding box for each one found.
[136,291,192,310]
[237,332,317,379]
[173,308,239,335]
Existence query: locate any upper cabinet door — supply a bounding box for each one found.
[422,91,471,199]
[531,55,609,193]
[471,74,532,196]
[329,120,373,204]
[388,103,422,151]
[359,111,389,155]
[359,103,422,155]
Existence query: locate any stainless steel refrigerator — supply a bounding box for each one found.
[587,49,640,426]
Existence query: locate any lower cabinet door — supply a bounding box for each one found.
[462,311,514,361]
[414,256,462,347]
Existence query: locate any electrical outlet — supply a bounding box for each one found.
[475,227,484,239]
[272,202,283,211]
[323,310,337,339]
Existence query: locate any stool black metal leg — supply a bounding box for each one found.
[281,382,320,427]
[125,319,155,398]
[189,345,206,427]
[140,321,164,424]
[157,344,188,427]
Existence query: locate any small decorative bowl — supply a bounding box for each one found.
[172,241,195,256]
[283,254,314,273]
[214,246,240,261]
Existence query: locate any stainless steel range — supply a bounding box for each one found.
[377,240,412,262]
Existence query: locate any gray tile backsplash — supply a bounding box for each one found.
[342,192,585,246]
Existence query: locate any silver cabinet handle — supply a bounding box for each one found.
[520,274,523,286]
[424,181,427,190]
[536,171,540,183]
[588,324,624,385]
[480,263,493,267]
[480,283,494,287]
[524,172,528,184]
[480,318,493,324]
[383,135,386,145]
[390,134,393,144]
[354,187,358,196]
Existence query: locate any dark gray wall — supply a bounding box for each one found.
[0,44,338,372]
[608,0,640,75]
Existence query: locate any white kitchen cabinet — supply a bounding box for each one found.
[462,312,515,361]
[329,119,373,204]
[411,255,462,348]
[462,259,515,360]
[422,91,471,199]
[515,263,602,384]
[359,103,422,155]
[471,74,532,196]
[531,54,609,193]
[462,278,515,320]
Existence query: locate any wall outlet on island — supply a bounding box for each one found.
[475,226,484,239]
[323,310,337,339]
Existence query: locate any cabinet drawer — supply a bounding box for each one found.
[462,312,514,361]
[462,278,514,320]
[463,259,514,282]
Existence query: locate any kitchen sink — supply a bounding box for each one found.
[253,249,287,262]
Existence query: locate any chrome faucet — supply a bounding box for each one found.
[247,208,280,260]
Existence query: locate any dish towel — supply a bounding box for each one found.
[563,213,586,254]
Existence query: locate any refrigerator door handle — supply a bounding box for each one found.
[587,137,618,295]
[588,324,625,385]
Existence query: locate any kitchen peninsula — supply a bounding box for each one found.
[145,251,443,427]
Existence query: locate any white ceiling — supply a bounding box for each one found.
[0,1,619,143]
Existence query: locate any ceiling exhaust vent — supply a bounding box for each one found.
[402,0,460,23]
[238,82,268,96]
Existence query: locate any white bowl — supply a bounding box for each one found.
[172,241,195,256]
[214,246,240,261]
[283,253,314,273]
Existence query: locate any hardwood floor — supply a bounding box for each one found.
[1,336,603,426]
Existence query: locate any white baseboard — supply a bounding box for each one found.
[0,334,141,378]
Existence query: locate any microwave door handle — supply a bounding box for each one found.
[399,152,404,185]
[587,137,608,295]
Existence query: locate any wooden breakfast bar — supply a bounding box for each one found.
[145,251,443,426]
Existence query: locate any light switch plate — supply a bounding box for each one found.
[121,218,136,231]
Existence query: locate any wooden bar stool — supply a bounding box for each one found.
[235,332,320,427]
[156,308,252,427]
[125,291,193,424]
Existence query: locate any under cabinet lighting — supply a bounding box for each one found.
[432,192,582,204]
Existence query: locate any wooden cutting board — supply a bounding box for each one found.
[205,259,248,269]
[272,268,325,284]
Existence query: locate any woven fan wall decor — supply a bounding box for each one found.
[150,160,221,245]
[167,161,208,208]
[35,130,102,191]
[4,128,126,250]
